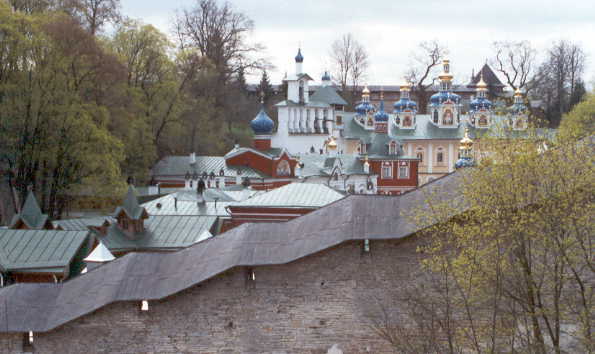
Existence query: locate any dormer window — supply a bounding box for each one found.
[389,141,398,155]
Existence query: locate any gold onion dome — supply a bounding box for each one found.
[362,85,370,95]
[514,87,523,97]
[477,73,488,90]
[459,128,473,150]
[327,136,338,149]
[400,82,411,91]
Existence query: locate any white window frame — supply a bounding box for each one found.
[381,163,392,179]
[398,165,409,179]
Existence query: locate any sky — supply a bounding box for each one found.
[121,0,595,89]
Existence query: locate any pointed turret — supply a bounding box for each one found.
[251,94,275,151]
[113,186,149,238]
[9,191,52,229]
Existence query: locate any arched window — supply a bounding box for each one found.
[433,110,439,124]
[479,115,488,126]
[276,160,291,176]
[437,147,444,164]
[416,147,425,165]
[403,115,412,127]
[443,109,453,125]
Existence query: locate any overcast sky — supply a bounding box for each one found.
[121,0,595,89]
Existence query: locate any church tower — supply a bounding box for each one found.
[468,73,493,129]
[508,88,528,131]
[429,60,462,128]
[355,86,376,130]
[393,82,417,130]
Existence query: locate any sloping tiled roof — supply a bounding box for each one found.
[469,64,505,87]
[0,170,468,333]
[0,230,88,272]
[9,192,49,229]
[95,215,217,252]
[310,86,348,106]
[152,156,266,178]
[230,183,345,209]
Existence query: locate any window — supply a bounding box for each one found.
[381,162,392,179]
[443,109,453,124]
[359,142,367,154]
[398,166,409,179]
[479,115,488,126]
[433,110,439,123]
[336,115,342,125]
[437,149,444,163]
[389,141,398,155]
[276,160,291,176]
[403,115,412,127]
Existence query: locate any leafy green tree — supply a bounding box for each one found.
[373,99,594,353]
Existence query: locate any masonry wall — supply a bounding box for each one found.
[0,238,421,354]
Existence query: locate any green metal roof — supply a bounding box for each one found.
[298,154,368,176]
[142,193,237,216]
[152,156,266,178]
[274,100,330,109]
[96,215,217,252]
[9,191,49,229]
[310,86,348,106]
[230,183,345,209]
[0,230,88,271]
[54,217,113,231]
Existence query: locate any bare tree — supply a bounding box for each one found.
[404,40,448,114]
[533,40,586,126]
[491,40,536,91]
[329,33,369,107]
[174,0,266,83]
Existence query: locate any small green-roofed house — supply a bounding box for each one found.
[90,186,218,255]
[223,183,346,230]
[0,229,91,284]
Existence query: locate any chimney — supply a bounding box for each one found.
[190,152,196,165]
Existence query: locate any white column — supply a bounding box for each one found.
[448,142,455,172]
[288,109,293,133]
[427,142,433,174]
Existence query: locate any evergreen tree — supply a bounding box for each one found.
[258,70,274,104]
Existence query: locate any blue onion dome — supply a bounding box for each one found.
[430,91,461,106]
[295,48,304,63]
[374,101,389,122]
[250,106,274,135]
[469,97,493,112]
[393,98,418,112]
[355,85,375,115]
[394,83,417,112]
[321,71,331,81]
[455,156,475,169]
[356,101,375,115]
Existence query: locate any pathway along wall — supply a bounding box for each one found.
[0,238,420,353]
